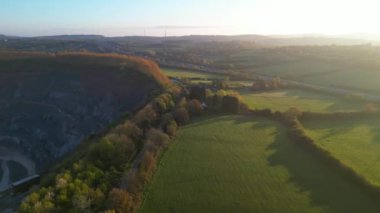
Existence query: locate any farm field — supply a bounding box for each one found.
[251,61,380,94]
[302,70,380,94]
[254,61,341,80]
[302,116,380,187]
[161,67,223,79]
[240,88,366,112]
[141,115,380,212]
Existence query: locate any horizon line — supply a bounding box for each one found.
[2,32,380,39]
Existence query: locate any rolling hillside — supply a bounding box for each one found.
[0,52,169,189]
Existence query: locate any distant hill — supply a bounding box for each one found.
[338,33,380,42]
[0,33,374,48]
[110,34,371,46]
[0,34,19,40]
[34,34,106,40]
[0,52,169,188]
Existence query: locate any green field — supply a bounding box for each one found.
[141,115,380,212]
[161,67,223,79]
[254,61,341,80]
[303,116,380,187]
[252,61,380,94]
[302,70,380,94]
[240,88,366,112]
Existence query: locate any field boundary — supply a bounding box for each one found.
[248,109,380,201]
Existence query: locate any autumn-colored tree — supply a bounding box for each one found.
[176,97,188,108]
[139,151,156,173]
[108,188,133,213]
[112,121,142,141]
[165,120,178,136]
[146,129,170,149]
[173,107,189,125]
[152,93,173,113]
[133,104,157,129]
[188,99,203,115]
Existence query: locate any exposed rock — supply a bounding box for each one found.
[0,53,168,186]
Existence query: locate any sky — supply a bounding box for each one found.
[1,0,380,37]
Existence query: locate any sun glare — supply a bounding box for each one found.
[233,0,380,35]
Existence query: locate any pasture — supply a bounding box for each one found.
[161,67,223,79]
[302,70,380,94]
[303,116,380,187]
[240,88,366,112]
[254,61,341,80]
[251,60,380,94]
[141,115,380,212]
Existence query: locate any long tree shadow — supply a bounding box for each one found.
[184,114,235,129]
[300,115,380,143]
[266,124,380,212]
[182,114,380,211]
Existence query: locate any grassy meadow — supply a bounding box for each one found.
[302,116,380,187]
[302,70,380,94]
[240,89,366,112]
[252,61,380,94]
[254,61,341,80]
[141,115,380,212]
[161,67,223,79]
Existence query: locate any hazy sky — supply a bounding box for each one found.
[1,0,380,36]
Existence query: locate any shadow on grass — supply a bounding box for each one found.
[267,125,380,212]
[324,98,365,112]
[301,116,380,143]
[184,115,235,129]
[238,88,365,112]
[178,115,380,211]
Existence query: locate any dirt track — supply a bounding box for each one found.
[0,147,36,191]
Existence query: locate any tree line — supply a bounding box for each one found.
[19,83,249,212]
[248,107,380,201]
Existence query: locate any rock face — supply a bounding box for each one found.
[0,53,167,185]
